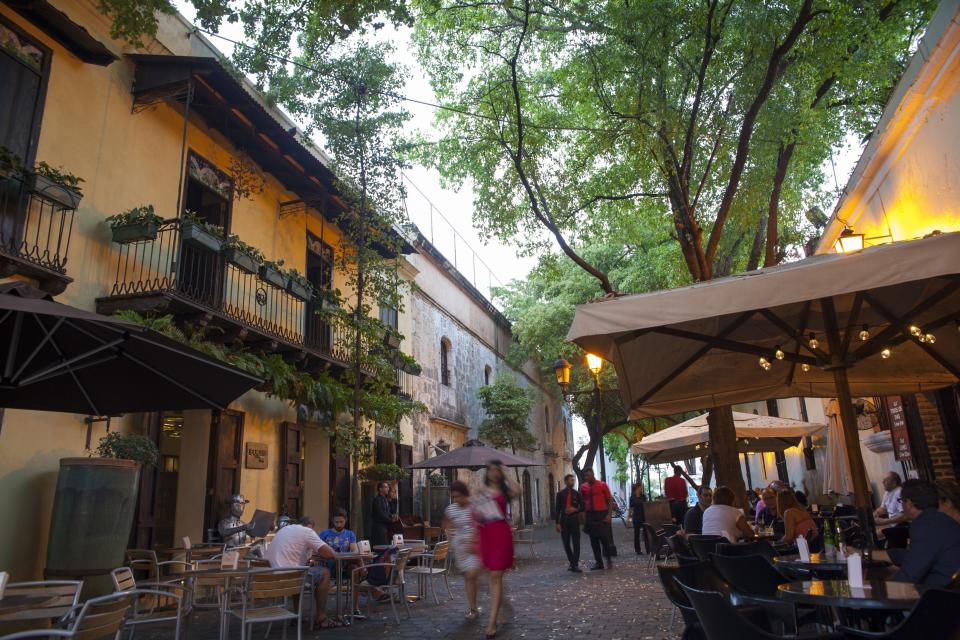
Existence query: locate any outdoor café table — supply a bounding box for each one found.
[777,580,919,611]
[0,594,58,617]
[775,552,893,579]
[332,551,372,623]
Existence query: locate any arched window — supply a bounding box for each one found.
[484,365,492,386]
[440,337,451,386]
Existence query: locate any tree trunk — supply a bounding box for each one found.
[707,406,747,507]
[700,455,713,488]
[747,214,768,271]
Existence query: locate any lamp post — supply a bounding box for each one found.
[554,354,608,482]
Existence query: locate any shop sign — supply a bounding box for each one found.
[886,396,912,461]
[245,442,269,469]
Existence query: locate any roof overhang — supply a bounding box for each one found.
[5,0,117,66]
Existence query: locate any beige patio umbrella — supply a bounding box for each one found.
[568,232,960,511]
[630,411,825,465]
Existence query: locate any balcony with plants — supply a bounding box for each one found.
[0,148,84,294]
[95,206,360,372]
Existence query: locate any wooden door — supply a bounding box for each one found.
[280,422,304,519]
[522,470,533,525]
[396,444,413,516]
[204,410,244,537]
[329,447,350,519]
[131,413,162,550]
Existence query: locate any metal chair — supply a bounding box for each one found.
[352,548,412,624]
[709,553,811,634]
[512,528,537,558]
[715,540,777,561]
[406,541,451,604]
[639,523,672,568]
[125,550,191,586]
[223,567,307,640]
[0,591,134,640]
[679,583,843,640]
[688,535,725,561]
[111,567,191,640]
[0,581,82,626]
[838,588,960,639]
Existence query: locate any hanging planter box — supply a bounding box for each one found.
[224,247,262,275]
[259,264,289,289]
[111,222,159,244]
[181,222,223,252]
[27,172,83,210]
[287,279,313,301]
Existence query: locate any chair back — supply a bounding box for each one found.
[220,550,240,569]
[431,541,450,564]
[638,523,660,550]
[111,567,137,592]
[126,549,159,582]
[882,526,909,550]
[0,580,83,622]
[715,540,776,561]
[710,553,786,598]
[247,568,306,604]
[182,536,192,550]
[70,591,134,640]
[688,535,725,561]
[676,553,700,567]
[680,583,774,640]
[873,588,960,639]
[390,548,413,587]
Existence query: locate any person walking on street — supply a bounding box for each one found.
[629,483,647,555]
[371,481,395,546]
[580,468,614,570]
[664,465,689,524]
[475,461,516,639]
[443,481,482,620]
[555,474,584,572]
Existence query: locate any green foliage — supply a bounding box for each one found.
[33,161,84,194]
[182,210,225,238]
[222,233,265,262]
[603,433,630,486]
[0,146,24,174]
[358,463,409,482]
[96,431,160,467]
[477,373,536,452]
[428,472,448,486]
[106,205,163,227]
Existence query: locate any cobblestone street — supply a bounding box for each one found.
[146,524,675,640]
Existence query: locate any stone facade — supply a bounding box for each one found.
[401,234,573,525]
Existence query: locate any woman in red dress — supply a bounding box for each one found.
[474,461,516,638]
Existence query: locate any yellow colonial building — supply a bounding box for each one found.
[0,0,415,580]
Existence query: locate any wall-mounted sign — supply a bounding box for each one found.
[886,396,912,461]
[245,442,269,469]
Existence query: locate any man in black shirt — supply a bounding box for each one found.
[371,481,394,546]
[555,474,584,572]
[683,486,713,535]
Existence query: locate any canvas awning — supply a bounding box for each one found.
[630,411,825,464]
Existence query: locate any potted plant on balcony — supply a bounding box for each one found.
[28,161,84,210]
[317,287,342,312]
[180,210,225,251]
[357,463,409,484]
[259,258,288,289]
[286,268,314,301]
[106,205,164,244]
[45,432,159,596]
[223,234,264,275]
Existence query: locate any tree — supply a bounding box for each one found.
[477,373,536,453]
[413,0,933,502]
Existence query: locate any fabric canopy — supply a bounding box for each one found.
[568,232,960,420]
[407,439,541,470]
[0,282,262,414]
[630,411,825,464]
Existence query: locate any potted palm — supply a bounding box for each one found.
[223,234,264,275]
[259,258,288,289]
[285,268,314,301]
[106,205,164,243]
[180,210,224,251]
[28,161,84,210]
[45,432,159,597]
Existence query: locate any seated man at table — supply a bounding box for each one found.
[318,509,359,580]
[682,486,712,535]
[702,486,755,542]
[875,471,907,538]
[891,479,960,587]
[264,516,340,629]
[755,487,779,528]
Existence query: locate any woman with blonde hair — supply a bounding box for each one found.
[777,488,818,544]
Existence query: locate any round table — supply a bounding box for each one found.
[777,580,919,611]
[775,553,891,571]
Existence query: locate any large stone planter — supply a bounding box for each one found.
[45,458,140,597]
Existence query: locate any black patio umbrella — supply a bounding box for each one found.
[408,439,542,471]
[0,282,262,414]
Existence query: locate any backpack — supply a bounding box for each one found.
[365,545,398,586]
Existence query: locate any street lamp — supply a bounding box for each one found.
[554,353,609,482]
[553,357,572,392]
[834,227,864,254]
[585,353,603,376]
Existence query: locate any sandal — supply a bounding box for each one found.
[465,609,479,620]
[316,617,343,630]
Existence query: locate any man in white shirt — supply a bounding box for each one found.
[875,472,907,530]
[265,517,338,628]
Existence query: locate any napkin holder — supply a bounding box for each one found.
[392,534,404,547]
[796,536,811,561]
[847,552,864,588]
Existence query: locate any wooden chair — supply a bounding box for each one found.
[406,541,451,604]
[1,591,133,640]
[512,528,536,558]
[224,568,307,640]
[0,581,82,626]
[352,548,412,624]
[125,550,190,586]
[111,568,191,640]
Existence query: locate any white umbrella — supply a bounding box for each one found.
[821,400,852,494]
[631,411,825,464]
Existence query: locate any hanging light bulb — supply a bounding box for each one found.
[925,333,937,344]
[808,332,819,350]
[774,346,785,360]
[909,325,922,337]
[881,347,892,359]
[858,324,870,341]
[918,334,928,343]
[758,356,772,371]
[801,363,811,372]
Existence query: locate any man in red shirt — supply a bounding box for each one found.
[580,468,614,569]
[664,465,689,524]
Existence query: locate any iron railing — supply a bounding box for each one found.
[0,173,76,274]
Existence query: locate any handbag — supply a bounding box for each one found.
[473,491,505,524]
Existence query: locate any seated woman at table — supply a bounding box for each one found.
[702,486,755,543]
[777,488,819,547]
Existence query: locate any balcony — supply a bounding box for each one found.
[95,219,360,371]
[0,173,77,294]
